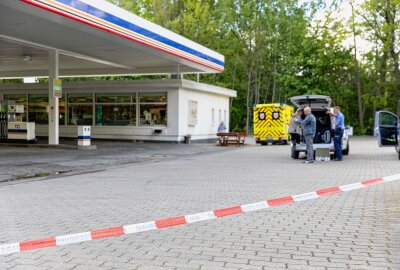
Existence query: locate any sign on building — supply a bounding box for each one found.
[53,79,62,98]
[188,100,198,126]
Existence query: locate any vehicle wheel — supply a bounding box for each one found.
[261,142,268,146]
[342,143,350,155]
[272,142,277,145]
[294,151,300,159]
[398,150,400,160]
[282,140,288,145]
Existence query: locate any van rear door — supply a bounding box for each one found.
[289,95,332,110]
[374,111,399,147]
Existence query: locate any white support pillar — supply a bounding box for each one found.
[48,50,59,145]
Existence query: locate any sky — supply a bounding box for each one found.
[314,0,373,58]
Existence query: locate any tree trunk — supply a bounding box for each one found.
[271,70,277,103]
[355,68,364,129]
[350,1,364,129]
[246,70,252,134]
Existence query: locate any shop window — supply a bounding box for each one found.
[4,94,27,122]
[139,93,167,103]
[68,94,93,104]
[139,104,167,126]
[28,94,48,125]
[68,104,93,125]
[67,94,93,125]
[95,104,136,126]
[96,94,135,103]
[139,92,167,126]
[95,93,136,126]
[59,96,65,125]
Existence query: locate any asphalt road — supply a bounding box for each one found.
[0,137,399,270]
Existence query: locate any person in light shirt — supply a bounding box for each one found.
[217,121,227,133]
[327,106,345,161]
[288,109,303,159]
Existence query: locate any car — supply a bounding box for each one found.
[288,95,350,159]
[374,110,400,159]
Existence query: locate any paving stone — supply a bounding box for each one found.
[0,137,399,270]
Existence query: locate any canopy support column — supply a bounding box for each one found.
[48,49,59,145]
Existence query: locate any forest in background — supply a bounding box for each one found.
[108,0,399,135]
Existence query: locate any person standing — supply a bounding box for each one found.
[288,109,303,159]
[328,106,345,161]
[296,107,316,164]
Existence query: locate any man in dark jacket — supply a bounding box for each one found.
[296,106,316,163]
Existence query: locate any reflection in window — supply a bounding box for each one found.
[139,104,167,126]
[95,94,136,126]
[139,93,167,103]
[96,94,135,103]
[59,96,66,125]
[68,94,93,125]
[28,94,48,124]
[95,104,136,126]
[139,92,167,126]
[4,94,27,122]
[380,113,397,126]
[68,94,93,104]
[68,105,93,125]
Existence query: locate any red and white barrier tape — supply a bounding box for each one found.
[1,174,399,255]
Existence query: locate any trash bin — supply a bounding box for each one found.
[184,134,191,144]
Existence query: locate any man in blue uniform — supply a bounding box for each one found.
[328,106,345,161]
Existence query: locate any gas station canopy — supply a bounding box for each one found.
[0,0,225,78]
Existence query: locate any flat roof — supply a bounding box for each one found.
[0,79,237,98]
[0,0,225,78]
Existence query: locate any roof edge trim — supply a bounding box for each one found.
[19,0,225,73]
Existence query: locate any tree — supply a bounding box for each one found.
[360,0,400,115]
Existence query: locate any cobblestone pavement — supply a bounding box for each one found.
[0,137,399,270]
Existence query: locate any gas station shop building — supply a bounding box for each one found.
[0,0,236,143]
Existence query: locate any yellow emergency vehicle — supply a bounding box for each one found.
[253,103,294,145]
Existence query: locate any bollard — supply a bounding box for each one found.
[78,126,91,146]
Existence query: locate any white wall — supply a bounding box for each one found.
[178,88,230,141]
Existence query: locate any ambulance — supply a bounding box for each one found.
[253,103,294,145]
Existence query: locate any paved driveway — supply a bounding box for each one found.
[0,137,399,269]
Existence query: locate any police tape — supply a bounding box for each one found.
[1,174,400,255]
